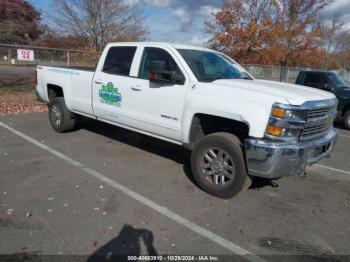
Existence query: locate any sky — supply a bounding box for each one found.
[28,0,350,46]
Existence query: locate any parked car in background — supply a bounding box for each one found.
[296,71,350,129]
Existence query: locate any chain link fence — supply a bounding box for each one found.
[0,44,100,90]
[0,44,349,91]
[242,64,350,84]
[242,64,304,83]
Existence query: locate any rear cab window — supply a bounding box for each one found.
[303,73,330,89]
[103,46,137,76]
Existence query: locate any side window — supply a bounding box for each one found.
[138,47,184,82]
[102,47,137,76]
[318,75,330,89]
[304,74,317,87]
[304,74,330,89]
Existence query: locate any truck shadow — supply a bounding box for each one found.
[77,117,198,186]
[87,224,158,262]
[249,177,279,189]
[78,117,275,191]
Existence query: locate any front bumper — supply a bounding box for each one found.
[245,128,338,179]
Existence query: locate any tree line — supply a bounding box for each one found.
[0,0,349,70]
[206,0,350,70]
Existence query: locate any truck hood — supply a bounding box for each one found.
[211,79,335,105]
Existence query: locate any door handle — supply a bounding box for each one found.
[131,86,142,91]
[95,80,103,84]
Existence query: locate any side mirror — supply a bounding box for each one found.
[323,83,333,91]
[149,70,185,85]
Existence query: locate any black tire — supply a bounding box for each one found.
[191,132,249,199]
[343,109,350,130]
[48,97,76,133]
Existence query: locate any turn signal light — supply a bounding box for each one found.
[267,125,283,136]
[271,107,286,118]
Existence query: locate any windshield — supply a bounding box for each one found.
[327,72,349,88]
[177,49,252,82]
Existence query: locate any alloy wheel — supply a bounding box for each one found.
[200,147,235,186]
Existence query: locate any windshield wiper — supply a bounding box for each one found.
[207,77,222,82]
[207,76,251,82]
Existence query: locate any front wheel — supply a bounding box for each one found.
[191,132,250,199]
[343,109,350,130]
[48,97,76,133]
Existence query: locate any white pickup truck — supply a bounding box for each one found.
[36,42,338,198]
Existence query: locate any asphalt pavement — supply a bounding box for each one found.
[0,112,350,262]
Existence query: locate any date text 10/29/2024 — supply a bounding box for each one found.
[128,255,220,261]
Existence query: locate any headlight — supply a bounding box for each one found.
[271,107,292,118]
[266,103,306,140]
[266,124,303,138]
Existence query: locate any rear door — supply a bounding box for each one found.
[92,45,138,124]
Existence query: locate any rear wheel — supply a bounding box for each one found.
[343,109,350,130]
[191,132,250,199]
[48,97,76,133]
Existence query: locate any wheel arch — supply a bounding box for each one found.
[341,103,350,115]
[185,113,250,150]
[47,84,65,102]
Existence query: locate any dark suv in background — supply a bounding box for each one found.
[296,71,350,129]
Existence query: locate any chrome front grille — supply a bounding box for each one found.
[307,106,336,120]
[301,124,331,139]
[300,104,337,140]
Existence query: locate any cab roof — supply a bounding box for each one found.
[299,70,336,74]
[108,42,213,52]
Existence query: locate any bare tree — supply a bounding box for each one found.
[334,30,350,69]
[319,13,345,70]
[50,0,148,51]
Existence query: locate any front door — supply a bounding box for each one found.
[126,47,190,141]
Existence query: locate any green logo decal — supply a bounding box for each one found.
[99,82,122,107]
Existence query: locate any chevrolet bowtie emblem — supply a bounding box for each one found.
[325,116,333,125]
